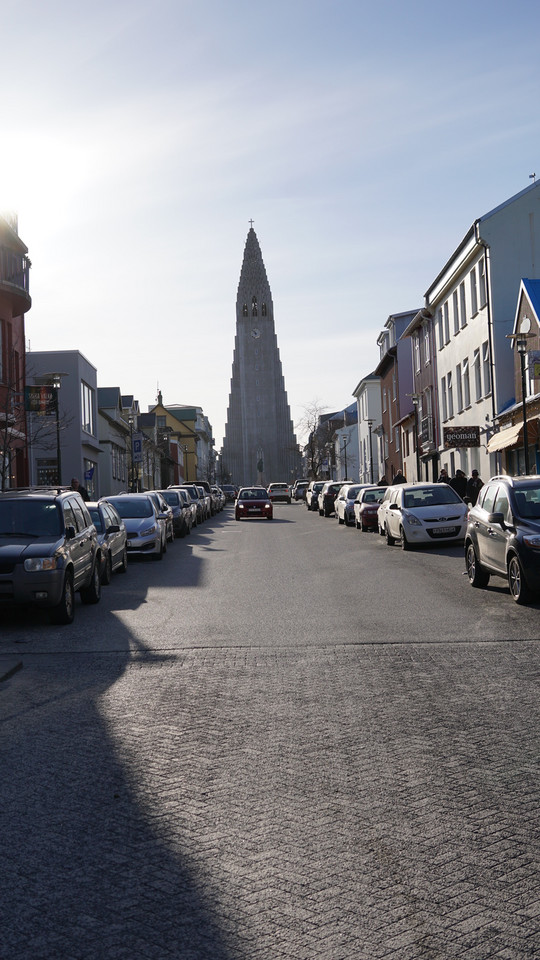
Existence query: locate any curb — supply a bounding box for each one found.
[0,659,23,683]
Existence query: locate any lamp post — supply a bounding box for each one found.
[366,420,374,483]
[507,318,534,475]
[182,444,189,481]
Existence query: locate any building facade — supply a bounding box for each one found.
[221,227,301,487]
[0,214,32,489]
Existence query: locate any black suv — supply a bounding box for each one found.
[0,488,102,623]
[465,475,540,604]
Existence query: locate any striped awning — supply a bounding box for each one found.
[487,422,523,453]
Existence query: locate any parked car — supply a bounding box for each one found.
[353,486,387,531]
[465,475,540,604]
[235,487,273,520]
[147,490,175,543]
[267,482,291,504]
[196,485,212,520]
[292,480,309,501]
[379,482,468,549]
[211,486,226,512]
[335,483,367,526]
[305,480,325,511]
[179,484,206,523]
[177,487,198,528]
[318,481,343,517]
[221,484,238,503]
[103,494,167,560]
[87,500,128,583]
[158,488,192,537]
[198,479,217,515]
[0,488,102,624]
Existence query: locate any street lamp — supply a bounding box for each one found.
[507,318,534,475]
[128,414,137,491]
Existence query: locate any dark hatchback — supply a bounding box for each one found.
[465,475,540,604]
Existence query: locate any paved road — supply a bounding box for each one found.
[2,504,540,959]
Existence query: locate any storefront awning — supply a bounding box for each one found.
[487,422,523,453]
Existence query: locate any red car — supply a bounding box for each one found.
[235,487,274,520]
[353,486,387,531]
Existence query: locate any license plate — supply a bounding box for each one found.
[248,507,259,513]
[431,526,455,534]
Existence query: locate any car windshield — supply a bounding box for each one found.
[403,487,461,509]
[347,487,361,498]
[0,500,61,537]
[108,498,153,519]
[362,489,385,503]
[239,489,268,500]
[88,507,104,533]
[161,491,179,505]
[271,484,288,490]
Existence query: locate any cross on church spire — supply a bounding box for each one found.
[249,219,254,228]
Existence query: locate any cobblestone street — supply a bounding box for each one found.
[2,510,540,959]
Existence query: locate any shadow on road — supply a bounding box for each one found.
[1,589,240,959]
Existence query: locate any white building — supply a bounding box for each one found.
[424,179,540,479]
[353,373,382,483]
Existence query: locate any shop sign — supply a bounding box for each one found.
[24,385,57,415]
[443,425,480,448]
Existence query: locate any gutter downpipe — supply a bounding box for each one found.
[475,222,498,469]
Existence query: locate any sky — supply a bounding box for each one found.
[2,0,540,447]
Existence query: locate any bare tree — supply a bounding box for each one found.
[295,400,337,479]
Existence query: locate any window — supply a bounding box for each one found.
[460,282,467,328]
[456,363,463,412]
[395,427,400,452]
[462,358,470,407]
[453,290,460,335]
[157,415,167,429]
[437,309,443,350]
[470,268,478,316]
[482,340,491,395]
[424,325,430,364]
[383,388,387,412]
[0,319,3,381]
[441,376,448,421]
[447,371,454,418]
[81,382,95,435]
[414,333,421,373]
[479,258,487,308]
[473,348,482,401]
[443,301,450,343]
[392,372,396,402]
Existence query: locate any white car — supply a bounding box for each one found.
[378,482,469,550]
[335,483,374,526]
[103,494,167,560]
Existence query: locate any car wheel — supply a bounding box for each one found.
[361,522,368,532]
[400,526,412,551]
[385,526,395,546]
[338,513,344,524]
[319,508,323,516]
[355,518,361,529]
[101,552,112,585]
[50,572,75,625]
[378,523,385,537]
[508,554,531,604]
[118,546,128,573]
[80,562,102,604]
[465,542,490,588]
[153,540,164,560]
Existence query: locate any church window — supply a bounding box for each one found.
[242,304,248,316]
[252,296,258,316]
[262,303,267,316]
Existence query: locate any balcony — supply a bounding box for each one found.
[0,245,31,315]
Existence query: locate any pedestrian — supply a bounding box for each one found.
[392,470,406,484]
[378,475,388,486]
[437,468,449,483]
[449,469,467,499]
[71,476,90,502]
[466,469,483,506]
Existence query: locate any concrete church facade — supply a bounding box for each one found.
[221,227,301,487]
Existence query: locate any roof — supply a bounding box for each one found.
[521,278,540,322]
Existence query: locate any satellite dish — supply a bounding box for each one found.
[520,316,531,334]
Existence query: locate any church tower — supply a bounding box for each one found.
[221,226,301,487]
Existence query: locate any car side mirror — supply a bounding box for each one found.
[65,524,77,540]
[487,511,506,526]
[106,524,120,536]
[389,503,400,511]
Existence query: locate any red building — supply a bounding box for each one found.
[0,214,32,488]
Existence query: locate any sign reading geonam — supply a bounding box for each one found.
[443,425,480,449]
